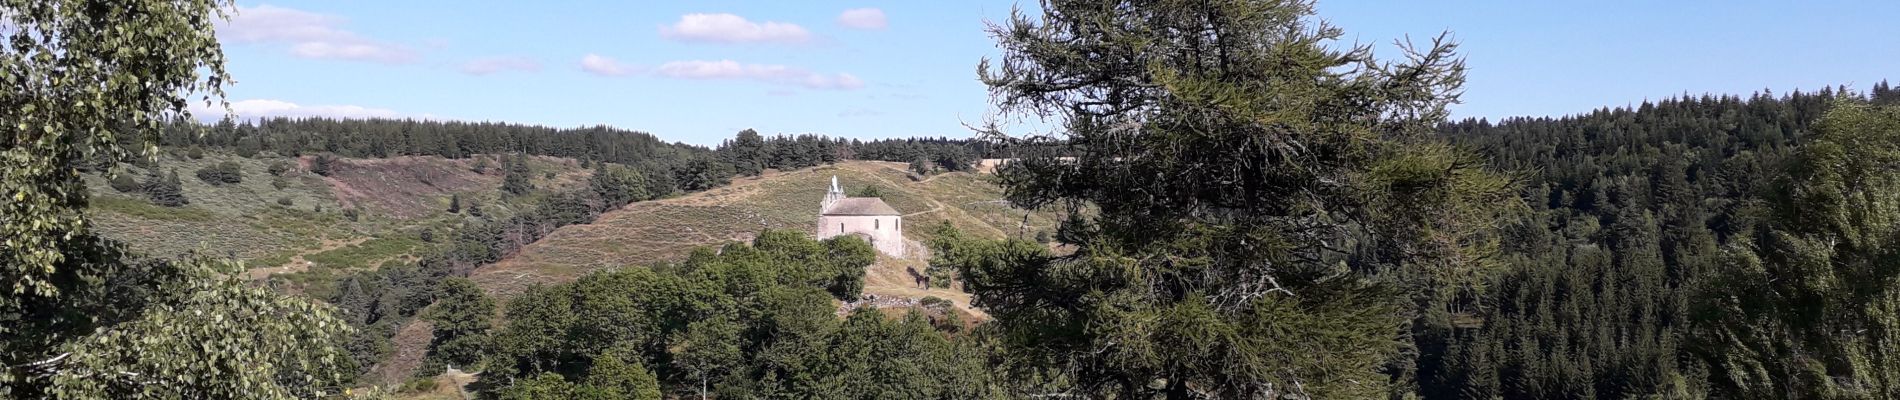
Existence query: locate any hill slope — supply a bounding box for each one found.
[469,161,1062,304]
[85,151,590,288]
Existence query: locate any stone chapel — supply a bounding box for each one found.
[816,176,905,257]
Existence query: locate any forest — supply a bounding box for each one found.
[7,0,1900,399]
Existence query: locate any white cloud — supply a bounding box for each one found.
[462,56,543,75]
[655,60,863,90]
[659,13,811,44]
[836,8,887,30]
[220,5,417,64]
[580,54,639,77]
[190,99,421,121]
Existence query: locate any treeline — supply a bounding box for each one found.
[712,130,1012,176]
[161,117,1025,193]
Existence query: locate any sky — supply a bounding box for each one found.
[209,1,1900,146]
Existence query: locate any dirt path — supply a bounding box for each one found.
[244,237,370,280]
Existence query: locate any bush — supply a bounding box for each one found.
[186,147,205,159]
[311,154,337,177]
[109,174,143,193]
[194,161,242,185]
[343,208,361,222]
[419,229,435,243]
[234,139,261,158]
[400,377,438,394]
[271,177,290,190]
[277,197,294,207]
[268,161,292,176]
[145,170,188,207]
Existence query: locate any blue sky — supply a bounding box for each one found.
[211,1,1900,146]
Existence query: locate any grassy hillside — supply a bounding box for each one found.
[469,161,1062,302]
[84,151,590,290]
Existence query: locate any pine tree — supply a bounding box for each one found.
[502,154,533,196]
[1692,101,1900,399]
[145,169,189,207]
[951,1,1517,397]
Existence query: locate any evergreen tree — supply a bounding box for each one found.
[1691,100,1900,399]
[953,1,1516,397]
[722,129,768,176]
[145,169,189,207]
[502,154,534,196]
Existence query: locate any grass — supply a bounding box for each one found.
[305,236,426,270]
[90,195,218,222]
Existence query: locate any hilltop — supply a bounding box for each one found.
[469,161,1062,306]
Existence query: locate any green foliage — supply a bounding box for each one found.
[588,163,651,206]
[502,154,534,196]
[672,316,742,399]
[424,277,495,369]
[267,160,292,176]
[186,146,205,160]
[194,160,243,185]
[723,129,768,176]
[966,0,1516,397]
[399,376,439,394]
[674,156,732,192]
[910,158,931,176]
[496,373,575,400]
[277,197,293,207]
[310,154,337,177]
[852,185,884,199]
[107,173,142,194]
[145,169,189,207]
[583,349,663,400]
[1418,88,1854,399]
[1689,101,1900,399]
[37,258,354,399]
[481,230,987,399]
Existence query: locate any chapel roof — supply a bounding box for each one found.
[823,197,900,216]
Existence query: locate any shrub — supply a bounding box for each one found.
[186,147,205,159]
[271,177,290,190]
[343,208,361,222]
[419,229,435,243]
[268,161,292,176]
[400,377,438,394]
[311,154,337,177]
[277,197,294,207]
[109,174,143,193]
[194,161,242,185]
[234,139,261,158]
[145,170,188,207]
